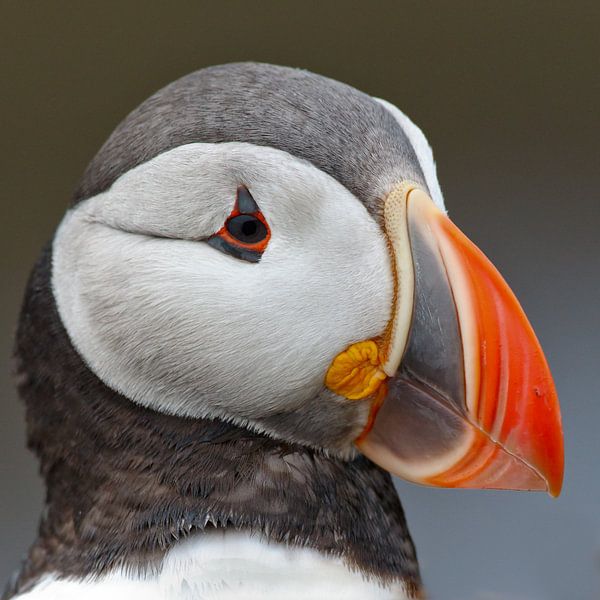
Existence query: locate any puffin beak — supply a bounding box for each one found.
[326,183,564,496]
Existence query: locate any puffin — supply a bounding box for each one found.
[5,63,564,600]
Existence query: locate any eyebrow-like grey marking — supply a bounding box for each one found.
[73,62,427,217]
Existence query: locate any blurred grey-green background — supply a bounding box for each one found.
[1,2,598,598]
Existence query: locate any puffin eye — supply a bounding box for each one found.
[226,214,267,245]
[207,186,271,263]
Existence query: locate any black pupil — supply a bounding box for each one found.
[226,214,267,244]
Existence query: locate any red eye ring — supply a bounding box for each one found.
[216,210,270,253]
[207,186,271,262]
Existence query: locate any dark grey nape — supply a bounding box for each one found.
[5,245,421,598]
[73,62,426,214]
[5,62,429,598]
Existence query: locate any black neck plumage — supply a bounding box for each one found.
[6,244,420,598]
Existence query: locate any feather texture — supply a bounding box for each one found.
[14,532,413,599]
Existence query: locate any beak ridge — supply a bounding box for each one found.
[327,184,564,496]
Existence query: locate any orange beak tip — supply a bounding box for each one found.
[344,184,565,496]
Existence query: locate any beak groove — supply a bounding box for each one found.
[327,182,564,496]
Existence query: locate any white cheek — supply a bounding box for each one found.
[53,210,391,421]
[52,143,393,424]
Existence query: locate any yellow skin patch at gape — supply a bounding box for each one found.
[325,182,417,406]
[324,180,563,496]
[325,340,387,401]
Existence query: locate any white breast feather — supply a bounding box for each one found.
[14,532,412,599]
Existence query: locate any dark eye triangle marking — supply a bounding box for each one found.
[236,186,259,214]
[206,234,262,263]
[206,185,270,263]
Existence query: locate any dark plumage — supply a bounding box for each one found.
[6,245,420,599]
[73,63,426,213]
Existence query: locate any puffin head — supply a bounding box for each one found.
[50,62,563,496]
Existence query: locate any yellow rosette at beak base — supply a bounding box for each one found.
[325,340,387,401]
